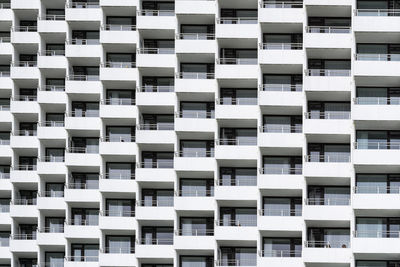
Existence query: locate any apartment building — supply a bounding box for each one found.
[0,0,399,266]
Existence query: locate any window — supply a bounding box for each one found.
[180,256,214,267]
[105,126,134,142]
[71,208,99,225]
[180,140,214,157]
[141,227,173,244]
[45,217,65,233]
[263,197,302,216]
[70,173,99,189]
[70,137,99,153]
[141,114,174,130]
[220,168,257,186]
[180,217,214,236]
[71,244,99,261]
[106,199,135,217]
[0,165,10,179]
[45,252,64,267]
[307,101,351,119]
[180,63,214,79]
[45,148,64,162]
[262,156,302,174]
[220,207,257,226]
[142,76,174,92]
[0,231,10,246]
[0,198,10,212]
[105,235,134,253]
[18,156,37,170]
[142,152,174,168]
[219,247,257,266]
[307,143,351,162]
[72,31,99,44]
[180,102,214,118]
[142,189,174,206]
[356,217,400,238]
[71,102,99,117]
[307,228,350,248]
[263,238,302,257]
[106,162,134,180]
[219,128,257,146]
[180,24,214,40]
[263,74,302,91]
[45,183,64,197]
[46,78,65,91]
[263,115,302,133]
[220,88,257,105]
[308,186,350,205]
[356,130,400,149]
[105,89,135,105]
[356,174,400,194]
[179,179,214,197]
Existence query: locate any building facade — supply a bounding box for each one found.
[0,0,397,266]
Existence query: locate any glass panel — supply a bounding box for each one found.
[356,218,386,237]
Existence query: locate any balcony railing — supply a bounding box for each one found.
[354,230,400,238]
[137,123,174,131]
[67,110,99,117]
[38,226,64,233]
[176,189,214,197]
[261,0,303,8]
[0,37,10,43]
[101,136,135,142]
[38,121,65,127]
[305,154,351,163]
[306,26,351,33]
[65,256,99,262]
[39,14,65,21]
[68,38,100,45]
[217,177,257,186]
[356,53,400,61]
[12,61,37,67]
[175,229,214,236]
[0,105,10,111]
[260,83,302,92]
[14,164,37,171]
[100,210,135,217]
[39,262,64,267]
[101,24,136,31]
[216,138,257,146]
[217,17,258,24]
[67,74,99,81]
[176,72,215,79]
[67,146,99,153]
[217,58,258,65]
[39,50,65,56]
[306,197,350,206]
[0,173,10,179]
[38,190,64,197]
[103,173,135,180]
[260,166,302,175]
[355,185,400,194]
[260,125,302,133]
[137,85,174,92]
[137,48,175,54]
[216,219,257,227]
[355,9,400,16]
[355,141,400,150]
[305,69,351,76]
[260,250,302,257]
[216,259,257,266]
[101,98,135,105]
[137,238,174,245]
[305,111,351,119]
[12,199,37,205]
[12,26,37,32]
[102,247,135,254]
[0,139,10,145]
[354,97,400,105]
[216,98,258,105]
[176,33,215,40]
[0,3,10,9]
[175,111,215,119]
[175,151,214,157]
[0,71,10,77]
[261,42,303,50]
[101,61,136,68]
[11,234,36,240]
[138,9,174,16]
[66,182,99,189]
[66,1,100,8]
[305,240,350,248]
[12,95,37,101]
[39,156,65,163]
[137,161,174,169]
[0,205,9,212]
[66,219,99,226]
[260,208,302,216]
[136,199,174,207]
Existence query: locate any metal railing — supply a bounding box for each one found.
[260,125,302,133]
[66,182,99,189]
[0,3,10,9]
[101,98,135,105]
[262,1,303,8]
[68,38,100,45]
[355,185,400,194]
[260,166,302,175]
[14,165,37,171]
[216,219,257,227]
[38,191,64,197]
[306,197,350,206]
[38,262,65,267]
[0,205,10,213]
[137,161,174,169]
[39,50,65,56]
[137,48,175,54]
[261,83,302,92]
[0,37,10,43]
[39,156,65,163]
[306,26,351,33]
[66,74,99,81]
[175,151,214,157]
[101,24,136,31]
[65,256,99,262]
[40,14,65,20]
[0,105,10,111]
[176,72,214,79]
[216,98,258,105]
[0,71,10,77]
[12,95,37,101]
[175,229,214,236]
[305,69,351,76]
[66,146,99,153]
[355,9,400,16]
[66,219,99,226]
[102,61,136,68]
[354,97,400,105]
[138,238,173,245]
[136,199,174,207]
[354,141,400,150]
[260,208,302,216]
[138,9,175,16]
[100,210,135,217]
[12,61,37,67]
[216,259,257,266]
[260,250,302,257]
[37,226,64,233]
[103,173,135,180]
[217,177,257,186]
[40,85,65,91]
[176,189,214,197]
[0,173,10,179]
[217,58,258,65]
[354,230,400,238]
[305,111,351,119]
[261,42,303,50]
[12,199,37,205]
[305,154,351,163]
[67,110,99,117]
[217,17,258,24]
[101,136,135,142]
[11,234,36,240]
[356,53,400,61]
[216,138,257,146]
[0,139,10,145]
[175,111,215,119]
[38,121,65,127]
[12,26,37,32]
[66,2,100,8]
[305,240,350,248]
[137,123,174,131]
[137,85,174,92]
[102,247,135,254]
[176,33,215,40]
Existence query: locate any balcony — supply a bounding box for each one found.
[136,87,175,106]
[99,210,136,230]
[304,154,352,178]
[215,139,258,160]
[136,162,176,182]
[10,166,38,183]
[175,0,216,14]
[215,58,258,80]
[37,227,65,246]
[259,43,303,65]
[10,199,38,218]
[259,1,303,23]
[65,1,101,21]
[65,112,101,131]
[354,9,400,32]
[0,37,12,55]
[37,191,66,210]
[0,3,11,21]
[99,136,137,156]
[11,26,39,44]
[174,191,214,211]
[37,121,67,139]
[303,241,352,264]
[12,0,40,9]
[259,256,303,267]
[37,15,67,33]
[135,238,174,258]
[99,174,137,194]
[65,257,99,267]
[258,125,303,149]
[9,234,37,253]
[303,198,351,222]
[137,48,176,68]
[353,97,400,121]
[355,53,400,76]
[64,219,100,239]
[354,142,400,166]
[175,33,217,54]
[215,220,258,241]
[10,61,39,79]
[258,209,303,232]
[100,24,138,44]
[304,26,352,49]
[174,229,214,250]
[259,84,303,108]
[136,10,176,30]
[100,62,138,82]
[216,18,258,39]
[65,147,101,167]
[353,186,400,211]
[175,72,217,93]
[99,249,136,267]
[353,230,400,255]
[10,130,38,149]
[65,183,100,203]
[215,99,258,120]
[174,151,215,172]
[37,86,67,104]
[37,50,67,69]
[135,201,174,221]
[135,124,175,144]
[65,39,101,58]
[303,112,352,135]
[37,157,67,175]
[100,0,138,6]
[258,167,303,190]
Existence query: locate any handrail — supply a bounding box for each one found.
[260,125,302,133]
[306,197,350,206]
[12,61,37,67]
[39,85,65,91]
[66,182,99,190]
[0,3,10,9]
[65,219,99,226]
[137,48,175,54]
[38,50,65,56]
[67,38,100,45]
[175,111,215,119]
[39,14,65,21]
[260,208,302,216]
[101,136,135,142]
[261,1,303,8]
[37,190,64,197]
[67,110,99,117]
[305,154,351,163]
[305,26,351,33]
[217,58,258,65]
[0,105,10,111]
[12,95,37,101]
[137,238,174,245]
[354,141,400,150]
[101,61,136,68]
[305,240,350,248]
[100,210,135,217]
[66,2,100,8]
[305,69,351,76]
[216,259,257,266]
[66,74,99,81]
[216,97,258,105]
[0,37,10,43]
[215,138,257,146]
[66,146,99,153]
[260,42,303,50]
[137,85,175,92]
[65,256,99,262]
[102,173,135,180]
[102,247,135,254]
[176,33,215,40]
[138,9,175,16]
[13,164,37,171]
[11,234,36,240]
[12,26,37,32]
[305,111,351,119]
[0,173,10,179]
[260,166,302,175]
[354,97,400,105]
[175,151,214,157]
[176,72,215,79]
[0,71,10,77]
[37,226,64,233]
[216,219,257,227]
[260,83,302,92]
[260,250,302,257]
[356,53,400,61]
[136,199,174,207]
[137,161,174,169]
[175,189,214,197]
[217,177,257,186]
[217,17,258,24]
[12,199,37,205]
[355,230,400,238]
[101,24,136,31]
[38,121,65,127]
[175,229,214,236]
[38,156,65,163]
[355,185,400,194]
[101,98,135,105]
[355,9,400,16]
[0,139,10,145]
[136,123,174,131]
